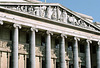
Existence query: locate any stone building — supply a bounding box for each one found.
[0,0,100,68]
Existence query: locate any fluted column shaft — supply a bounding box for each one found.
[73,37,79,68]
[12,24,21,68]
[59,34,67,68]
[85,40,91,68]
[29,28,38,68]
[45,31,52,68]
[97,41,100,68]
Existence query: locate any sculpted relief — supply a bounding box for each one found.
[3,5,98,31]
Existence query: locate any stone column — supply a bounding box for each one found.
[59,34,67,68]
[73,37,80,68]
[45,31,53,68]
[85,40,92,68]
[12,24,21,68]
[29,28,38,68]
[97,41,100,68]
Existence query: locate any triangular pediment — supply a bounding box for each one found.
[0,3,99,32]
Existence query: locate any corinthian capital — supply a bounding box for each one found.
[74,37,80,41]
[30,27,38,32]
[13,24,21,29]
[46,30,53,35]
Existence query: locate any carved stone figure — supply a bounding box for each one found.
[73,16,77,25]
[68,16,73,23]
[68,16,77,25]
[33,7,40,16]
[57,7,62,21]
[76,19,81,26]
[51,7,57,20]
[20,6,27,12]
[46,6,53,19]
[62,10,68,23]
[16,5,21,11]
[28,6,34,14]
[40,6,47,17]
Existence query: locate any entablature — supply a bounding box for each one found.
[0,3,99,33]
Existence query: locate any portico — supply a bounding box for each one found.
[0,1,99,68]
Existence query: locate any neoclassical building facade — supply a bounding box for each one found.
[0,0,100,68]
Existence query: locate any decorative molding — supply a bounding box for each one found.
[98,40,100,46]
[86,39,92,44]
[0,5,98,32]
[0,20,3,25]
[74,37,80,41]
[13,24,21,29]
[46,30,53,35]
[61,34,67,38]
[30,27,38,32]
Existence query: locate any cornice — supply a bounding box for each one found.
[0,3,100,36]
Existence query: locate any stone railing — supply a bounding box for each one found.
[0,4,98,31]
[0,40,12,49]
[18,43,29,52]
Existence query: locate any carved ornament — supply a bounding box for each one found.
[0,20,3,25]
[74,37,80,41]
[1,5,98,31]
[46,30,53,35]
[13,24,21,29]
[31,27,38,32]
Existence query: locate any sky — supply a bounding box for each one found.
[39,0,100,22]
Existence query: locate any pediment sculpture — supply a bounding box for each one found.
[0,4,99,31]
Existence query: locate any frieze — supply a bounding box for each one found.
[0,5,99,32]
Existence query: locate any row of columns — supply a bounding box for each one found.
[11,23,100,68]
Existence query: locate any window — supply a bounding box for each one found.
[55,39,59,48]
[80,44,85,53]
[9,56,12,68]
[56,62,59,68]
[26,33,29,43]
[92,45,96,54]
[42,60,45,68]
[41,36,46,46]
[93,66,97,68]
[69,64,73,68]
[10,30,12,41]
[26,58,29,68]
[81,65,85,68]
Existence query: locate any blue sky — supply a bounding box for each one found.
[39,0,100,22]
